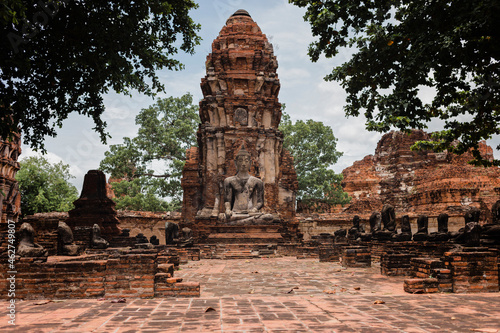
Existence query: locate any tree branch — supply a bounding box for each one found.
[143,173,173,178]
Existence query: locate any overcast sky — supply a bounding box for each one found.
[21,0,499,192]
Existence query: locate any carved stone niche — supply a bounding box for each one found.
[234,108,248,126]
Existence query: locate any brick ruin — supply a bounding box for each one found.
[0,248,200,300]
[66,170,121,242]
[0,134,21,261]
[181,9,299,243]
[293,130,500,294]
[342,130,500,217]
[0,169,200,300]
[299,130,500,239]
[0,133,21,224]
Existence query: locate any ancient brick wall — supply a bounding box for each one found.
[371,241,455,263]
[403,250,499,294]
[341,246,371,268]
[7,258,107,299]
[0,249,200,300]
[105,250,157,298]
[116,211,181,245]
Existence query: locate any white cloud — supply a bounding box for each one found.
[21,148,85,193]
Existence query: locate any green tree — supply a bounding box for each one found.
[16,156,79,216]
[279,112,350,205]
[100,93,199,211]
[1,0,200,150]
[291,0,500,165]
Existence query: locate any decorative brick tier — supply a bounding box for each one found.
[341,246,371,268]
[0,249,200,300]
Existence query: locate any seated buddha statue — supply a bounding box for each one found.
[222,147,277,225]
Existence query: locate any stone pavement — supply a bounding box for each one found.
[1,257,499,332]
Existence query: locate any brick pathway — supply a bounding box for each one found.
[1,258,499,332]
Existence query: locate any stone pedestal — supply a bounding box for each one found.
[341,246,371,268]
[319,245,343,263]
[380,254,414,276]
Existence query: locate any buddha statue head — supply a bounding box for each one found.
[235,146,251,175]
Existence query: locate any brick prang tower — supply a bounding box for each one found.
[181,9,299,242]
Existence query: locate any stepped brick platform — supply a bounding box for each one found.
[403,248,499,294]
[404,257,453,293]
[199,243,279,259]
[444,249,499,293]
[205,232,284,244]
[204,223,285,245]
